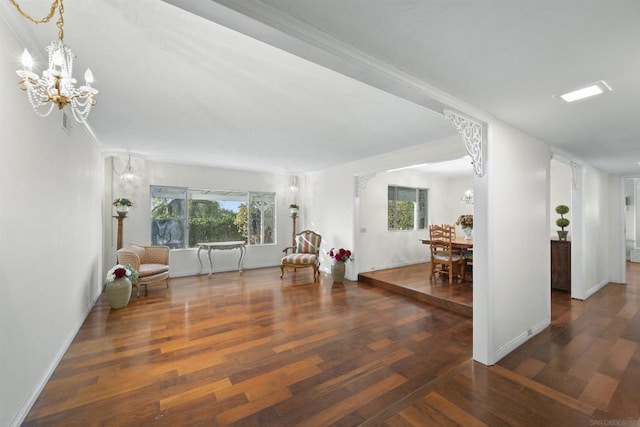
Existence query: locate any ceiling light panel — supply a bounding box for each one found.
[559,80,612,103]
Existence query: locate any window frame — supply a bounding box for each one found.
[150,185,276,249]
[387,185,428,231]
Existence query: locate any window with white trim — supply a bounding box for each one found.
[151,186,275,249]
[388,186,428,230]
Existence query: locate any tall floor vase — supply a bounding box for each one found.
[105,277,132,309]
[331,261,346,283]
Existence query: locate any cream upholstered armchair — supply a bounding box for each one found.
[280,230,322,281]
[116,244,170,297]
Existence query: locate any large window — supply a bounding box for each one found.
[388,186,428,230]
[151,186,275,249]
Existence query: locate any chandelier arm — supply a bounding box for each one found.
[112,157,125,177]
[112,155,135,177]
[9,0,60,26]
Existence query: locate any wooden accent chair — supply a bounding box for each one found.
[280,230,322,281]
[117,244,170,297]
[429,224,464,284]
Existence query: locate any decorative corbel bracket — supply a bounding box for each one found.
[444,109,485,177]
[355,172,376,197]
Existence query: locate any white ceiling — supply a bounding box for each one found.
[3,0,640,175]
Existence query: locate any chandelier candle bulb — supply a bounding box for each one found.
[84,69,94,84]
[21,49,33,71]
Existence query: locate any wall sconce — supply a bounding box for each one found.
[289,174,299,193]
[461,188,474,204]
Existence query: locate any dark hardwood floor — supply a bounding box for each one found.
[23,263,640,426]
[359,263,473,317]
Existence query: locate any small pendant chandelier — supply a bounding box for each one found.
[11,0,98,122]
[461,188,474,204]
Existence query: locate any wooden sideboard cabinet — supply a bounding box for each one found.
[551,240,571,291]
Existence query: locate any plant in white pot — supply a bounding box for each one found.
[289,203,299,216]
[555,204,570,241]
[113,198,133,217]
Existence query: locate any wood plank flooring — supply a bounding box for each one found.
[377,262,640,426]
[23,263,640,426]
[358,263,473,317]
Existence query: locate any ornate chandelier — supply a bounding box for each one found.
[11,0,97,122]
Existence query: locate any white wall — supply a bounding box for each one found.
[357,170,472,272]
[550,160,572,238]
[0,19,104,426]
[624,178,635,246]
[448,175,475,235]
[477,121,551,364]
[578,164,614,298]
[105,157,298,277]
[610,175,626,284]
[308,135,468,280]
[637,180,640,247]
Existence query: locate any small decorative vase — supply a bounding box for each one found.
[462,227,473,240]
[331,260,346,283]
[105,277,132,309]
[557,230,568,241]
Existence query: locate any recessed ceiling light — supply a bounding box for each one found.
[558,80,612,103]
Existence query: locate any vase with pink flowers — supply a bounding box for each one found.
[328,248,352,283]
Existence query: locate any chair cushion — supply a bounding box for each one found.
[282,253,317,265]
[139,263,169,277]
[434,253,461,262]
[296,233,321,254]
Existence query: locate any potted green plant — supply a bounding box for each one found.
[113,198,133,217]
[555,204,570,241]
[289,203,299,216]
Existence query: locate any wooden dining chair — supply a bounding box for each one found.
[463,249,473,282]
[428,224,464,284]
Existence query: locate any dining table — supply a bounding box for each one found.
[419,237,473,249]
[420,237,474,282]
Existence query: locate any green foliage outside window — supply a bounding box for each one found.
[188,200,243,247]
[388,186,428,231]
[150,186,275,249]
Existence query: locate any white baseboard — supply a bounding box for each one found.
[493,317,550,364]
[584,279,610,299]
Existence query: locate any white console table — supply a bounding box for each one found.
[197,241,246,276]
